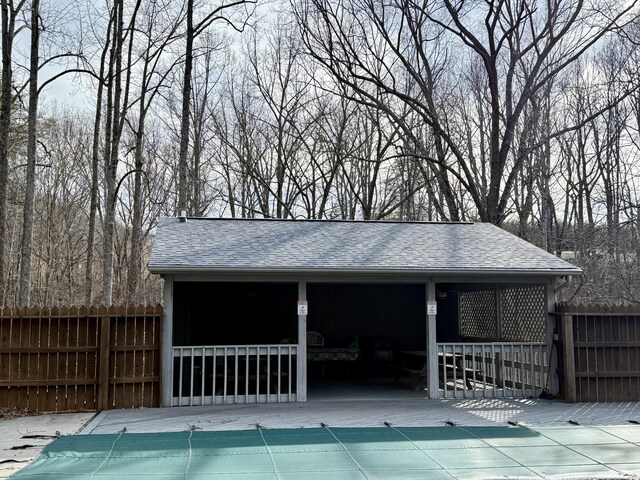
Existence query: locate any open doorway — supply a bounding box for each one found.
[306,283,427,400]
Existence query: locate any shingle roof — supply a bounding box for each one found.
[148,217,582,276]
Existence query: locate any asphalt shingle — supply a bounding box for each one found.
[148,217,582,276]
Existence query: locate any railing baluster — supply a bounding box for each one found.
[443,344,449,398]
[507,344,513,397]
[448,343,452,398]
[537,345,542,388]
[544,345,549,389]
[201,347,205,406]
[257,347,261,398]
[499,343,505,398]
[223,347,228,403]
[277,346,282,401]
[438,343,447,398]
[451,344,457,398]
[520,344,525,398]
[212,348,217,404]
[529,344,534,396]
[188,347,194,406]
[493,344,498,398]
[178,347,184,406]
[288,346,292,399]
[267,347,271,402]
[480,344,486,399]
[461,344,467,399]
[471,344,476,399]
[234,347,239,403]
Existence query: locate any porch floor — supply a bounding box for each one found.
[307,375,427,402]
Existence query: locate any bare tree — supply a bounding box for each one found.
[126,0,183,301]
[17,0,39,307]
[294,0,639,225]
[176,0,256,216]
[0,0,26,306]
[101,0,141,305]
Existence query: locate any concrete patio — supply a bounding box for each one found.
[7,397,640,479]
[0,411,95,479]
[8,398,640,480]
[82,397,640,435]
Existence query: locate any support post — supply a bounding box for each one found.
[297,281,307,402]
[546,280,559,395]
[161,275,174,407]
[97,316,111,411]
[561,314,576,402]
[426,281,438,399]
[496,285,502,340]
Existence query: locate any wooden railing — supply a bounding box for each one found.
[172,345,297,406]
[437,342,548,399]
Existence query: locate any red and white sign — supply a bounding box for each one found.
[297,301,308,316]
[427,301,437,315]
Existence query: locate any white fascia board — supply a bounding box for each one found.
[148,265,583,277]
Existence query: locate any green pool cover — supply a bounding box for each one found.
[11,425,640,479]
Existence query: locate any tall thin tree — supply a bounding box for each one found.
[18,0,40,307]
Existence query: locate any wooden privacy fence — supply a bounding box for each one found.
[0,305,162,412]
[557,302,640,402]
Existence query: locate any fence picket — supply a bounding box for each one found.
[0,305,162,412]
[558,304,640,402]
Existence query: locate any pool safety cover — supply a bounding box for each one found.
[11,425,640,479]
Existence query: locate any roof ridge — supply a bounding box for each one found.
[162,216,475,226]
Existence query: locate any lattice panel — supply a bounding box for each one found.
[501,285,546,342]
[459,289,497,339]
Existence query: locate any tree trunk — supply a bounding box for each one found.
[177,0,193,215]
[18,0,40,307]
[0,0,14,307]
[102,0,139,305]
[85,75,105,305]
[102,0,124,305]
[128,92,147,301]
[85,14,113,306]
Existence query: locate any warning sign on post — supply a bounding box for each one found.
[297,301,308,316]
[427,301,437,316]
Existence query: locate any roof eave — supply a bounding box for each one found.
[148,264,583,277]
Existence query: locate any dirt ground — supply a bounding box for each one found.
[0,408,39,421]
